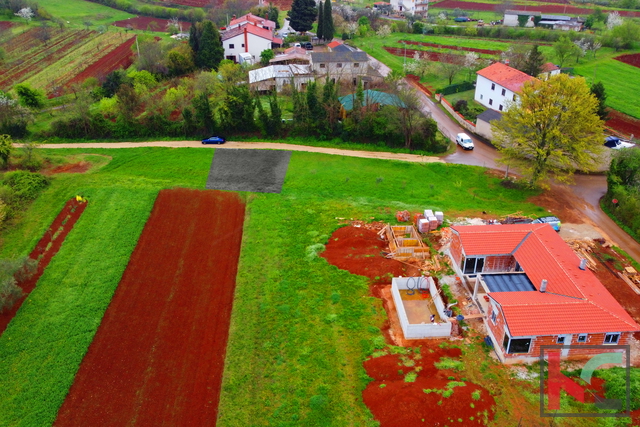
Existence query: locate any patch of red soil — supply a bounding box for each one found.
[606,110,640,138]
[54,189,245,427]
[528,184,587,225]
[614,53,640,69]
[66,36,136,88]
[321,226,419,284]
[112,16,191,31]
[0,21,14,31]
[400,39,500,55]
[363,347,496,426]
[0,198,87,336]
[434,0,640,17]
[45,162,91,174]
[384,46,465,63]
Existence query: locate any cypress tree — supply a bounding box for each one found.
[196,21,224,71]
[590,81,609,121]
[317,0,324,41]
[188,23,200,55]
[288,0,317,33]
[323,0,334,42]
[522,44,544,77]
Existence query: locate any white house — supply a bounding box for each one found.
[227,13,276,32]
[474,62,537,112]
[390,0,416,14]
[309,51,369,83]
[475,109,502,140]
[503,10,541,27]
[249,64,313,92]
[222,24,282,63]
[539,62,561,80]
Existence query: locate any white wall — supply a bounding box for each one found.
[503,13,535,27]
[311,61,368,79]
[391,0,416,13]
[391,277,452,339]
[224,32,272,63]
[474,74,518,112]
[475,117,494,140]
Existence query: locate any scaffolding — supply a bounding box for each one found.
[379,224,430,260]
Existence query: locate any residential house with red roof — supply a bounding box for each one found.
[474,62,537,112]
[445,224,640,363]
[539,62,562,80]
[222,23,282,64]
[227,13,276,32]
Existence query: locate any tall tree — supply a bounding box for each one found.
[522,45,544,77]
[0,134,14,168]
[553,35,578,68]
[317,0,324,40]
[288,0,317,33]
[14,84,45,111]
[491,74,605,187]
[590,81,609,122]
[323,0,334,41]
[196,21,224,70]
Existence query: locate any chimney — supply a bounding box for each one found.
[232,14,236,19]
[540,279,548,293]
[579,258,587,270]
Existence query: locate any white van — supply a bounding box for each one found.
[455,133,474,150]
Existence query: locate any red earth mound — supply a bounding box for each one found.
[112,16,191,31]
[321,225,419,284]
[606,110,640,138]
[614,53,640,69]
[46,162,91,174]
[363,347,496,426]
[434,0,640,17]
[0,198,87,336]
[54,188,245,427]
[400,39,501,55]
[385,46,465,63]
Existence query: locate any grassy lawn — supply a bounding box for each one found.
[34,0,134,27]
[0,147,547,426]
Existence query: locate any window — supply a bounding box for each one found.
[501,88,506,96]
[320,63,326,68]
[513,94,517,102]
[491,83,495,90]
[499,105,503,111]
[491,310,497,324]
[480,94,483,100]
[241,44,245,48]
[557,336,565,344]
[463,257,484,274]
[577,334,588,343]
[354,63,360,68]
[489,99,493,106]
[604,333,620,344]
[229,44,235,49]
[504,336,532,354]
[337,63,343,68]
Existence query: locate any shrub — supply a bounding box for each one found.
[2,171,49,202]
[434,357,464,371]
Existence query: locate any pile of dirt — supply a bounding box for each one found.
[606,110,640,138]
[363,346,496,426]
[45,162,91,174]
[321,226,419,284]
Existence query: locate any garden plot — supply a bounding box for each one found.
[206,149,291,193]
[54,188,245,427]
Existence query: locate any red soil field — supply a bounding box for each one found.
[46,162,92,174]
[112,16,191,31]
[384,46,466,63]
[321,225,419,284]
[54,188,245,427]
[0,21,14,31]
[400,39,500,55]
[615,52,640,69]
[363,347,496,426]
[434,0,640,17]
[606,110,640,138]
[0,198,87,336]
[67,36,136,86]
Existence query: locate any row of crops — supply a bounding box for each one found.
[0,27,135,94]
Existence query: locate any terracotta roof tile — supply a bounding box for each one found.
[476,62,537,93]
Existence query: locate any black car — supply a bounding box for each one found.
[302,42,313,50]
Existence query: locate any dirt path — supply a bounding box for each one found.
[39,141,445,163]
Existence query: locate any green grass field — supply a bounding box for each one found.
[0,147,545,426]
[33,0,134,27]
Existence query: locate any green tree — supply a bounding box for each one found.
[608,147,640,189]
[522,44,544,77]
[321,78,340,136]
[21,140,41,170]
[260,49,275,66]
[189,23,201,54]
[491,74,605,187]
[102,70,129,98]
[14,84,46,111]
[317,0,324,40]
[609,20,640,50]
[288,0,317,33]
[167,44,195,76]
[590,81,609,122]
[192,93,215,135]
[196,21,224,70]
[219,85,255,132]
[323,0,334,41]
[553,35,578,68]
[305,81,323,133]
[0,134,14,168]
[0,257,36,314]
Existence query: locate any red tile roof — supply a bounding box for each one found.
[476,62,537,93]
[452,224,640,336]
[327,40,342,48]
[222,23,278,43]
[229,13,275,30]
[541,62,560,72]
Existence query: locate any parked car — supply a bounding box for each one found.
[454,16,471,22]
[201,136,226,144]
[532,216,561,231]
[604,136,635,149]
[302,42,313,50]
[455,133,474,150]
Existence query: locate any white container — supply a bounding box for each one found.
[418,218,430,233]
[424,209,434,218]
[428,216,438,230]
[435,211,444,225]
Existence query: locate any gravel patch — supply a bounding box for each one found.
[206,149,291,193]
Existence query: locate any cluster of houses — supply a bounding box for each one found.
[503,10,585,31]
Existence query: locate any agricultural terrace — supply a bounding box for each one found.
[353,33,640,119]
[0,28,136,94]
[0,147,556,426]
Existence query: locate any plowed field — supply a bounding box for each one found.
[606,110,640,137]
[400,39,500,55]
[384,46,465,63]
[615,53,640,69]
[434,0,640,17]
[54,188,245,427]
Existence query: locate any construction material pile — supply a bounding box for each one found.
[565,239,598,271]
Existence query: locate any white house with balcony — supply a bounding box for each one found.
[222,24,282,63]
[390,0,416,14]
[474,62,538,112]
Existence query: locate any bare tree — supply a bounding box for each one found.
[438,51,465,85]
[36,22,51,45]
[387,77,427,151]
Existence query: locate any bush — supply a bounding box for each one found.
[2,171,49,202]
[436,81,475,96]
